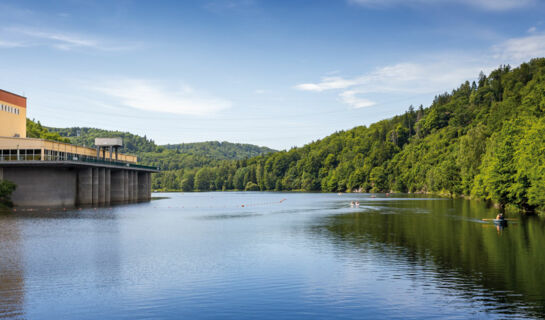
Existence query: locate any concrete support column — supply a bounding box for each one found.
[0,167,3,181]
[92,168,99,206]
[138,172,149,201]
[98,168,106,205]
[105,169,111,205]
[148,172,152,201]
[134,171,139,202]
[77,167,93,205]
[123,170,129,202]
[110,170,125,203]
[128,171,134,202]
[138,172,146,201]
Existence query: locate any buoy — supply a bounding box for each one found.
[241,204,245,207]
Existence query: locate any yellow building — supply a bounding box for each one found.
[0,89,27,138]
[0,88,138,164]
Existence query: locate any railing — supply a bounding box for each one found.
[0,154,159,171]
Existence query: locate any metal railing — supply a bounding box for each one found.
[0,154,159,171]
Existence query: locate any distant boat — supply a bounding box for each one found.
[493,219,508,227]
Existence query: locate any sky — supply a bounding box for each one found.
[1,0,545,150]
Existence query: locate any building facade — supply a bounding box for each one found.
[0,89,27,138]
[0,89,158,207]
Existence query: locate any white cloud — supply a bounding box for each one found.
[296,31,545,109]
[294,77,358,92]
[527,26,537,33]
[204,0,257,13]
[295,61,483,108]
[348,0,535,11]
[1,27,137,51]
[339,91,376,108]
[493,33,545,61]
[0,40,26,48]
[91,79,232,116]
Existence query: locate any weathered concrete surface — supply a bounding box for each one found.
[0,162,156,207]
[110,170,125,203]
[105,169,111,205]
[124,170,129,202]
[133,171,138,202]
[138,172,150,201]
[3,167,77,207]
[77,168,93,205]
[92,168,99,206]
[98,168,106,205]
[138,172,146,201]
[128,171,134,202]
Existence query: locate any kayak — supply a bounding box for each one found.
[494,219,508,226]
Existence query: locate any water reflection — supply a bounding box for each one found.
[1,193,545,319]
[317,197,545,318]
[0,211,24,319]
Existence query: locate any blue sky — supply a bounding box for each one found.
[1,0,544,149]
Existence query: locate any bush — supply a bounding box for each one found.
[0,180,17,208]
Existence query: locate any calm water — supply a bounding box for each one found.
[1,192,545,319]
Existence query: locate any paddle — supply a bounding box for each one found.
[481,218,518,221]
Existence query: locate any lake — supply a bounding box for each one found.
[1,192,544,319]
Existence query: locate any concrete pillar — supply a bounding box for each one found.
[123,170,129,202]
[134,171,139,202]
[98,168,105,205]
[148,172,152,200]
[138,172,146,201]
[140,172,146,201]
[128,171,134,202]
[0,167,3,181]
[146,172,151,201]
[105,169,111,205]
[77,167,93,205]
[110,170,125,203]
[92,168,99,205]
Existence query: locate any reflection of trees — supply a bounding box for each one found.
[0,213,24,318]
[316,199,545,318]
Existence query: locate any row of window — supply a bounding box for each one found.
[0,149,41,161]
[0,149,95,161]
[0,103,21,115]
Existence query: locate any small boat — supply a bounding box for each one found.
[493,219,508,226]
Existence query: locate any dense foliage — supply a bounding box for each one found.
[26,58,545,212]
[0,180,16,208]
[152,58,545,212]
[46,127,275,174]
[26,119,70,143]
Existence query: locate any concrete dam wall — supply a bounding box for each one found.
[0,163,153,207]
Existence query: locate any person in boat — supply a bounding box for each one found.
[350,201,355,206]
[496,213,505,220]
[355,201,360,206]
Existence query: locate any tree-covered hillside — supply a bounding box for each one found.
[155,58,545,213]
[163,142,275,160]
[46,126,275,171]
[26,119,70,143]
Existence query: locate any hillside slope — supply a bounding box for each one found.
[46,127,275,170]
[159,58,545,212]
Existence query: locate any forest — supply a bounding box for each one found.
[146,58,545,213]
[24,58,545,213]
